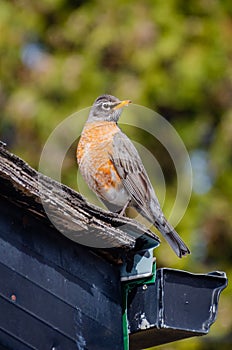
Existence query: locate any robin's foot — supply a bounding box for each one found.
[117,200,130,217]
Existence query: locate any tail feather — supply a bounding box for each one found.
[132,202,190,258]
[154,218,190,258]
[160,227,190,258]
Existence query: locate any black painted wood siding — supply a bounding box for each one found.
[0,197,123,350]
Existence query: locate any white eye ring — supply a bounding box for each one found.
[102,102,110,110]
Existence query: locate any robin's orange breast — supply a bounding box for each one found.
[77,121,129,205]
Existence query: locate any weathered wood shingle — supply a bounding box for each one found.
[0,142,160,263]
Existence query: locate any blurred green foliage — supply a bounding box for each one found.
[0,0,232,349]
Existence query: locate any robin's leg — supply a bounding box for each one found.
[118,199,131,217]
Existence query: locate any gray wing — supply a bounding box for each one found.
[110,131,191,258]
[109,131,160,222]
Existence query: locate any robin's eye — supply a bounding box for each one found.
[102,103,110,110]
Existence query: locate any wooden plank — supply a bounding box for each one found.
[0,143,159,258]
[0,197,123,350]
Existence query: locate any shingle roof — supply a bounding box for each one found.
[0,141,160,263]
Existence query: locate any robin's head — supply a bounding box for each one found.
[87,94,131,123]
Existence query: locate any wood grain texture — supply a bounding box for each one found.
[0,142,160,263]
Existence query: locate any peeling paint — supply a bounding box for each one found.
[75,308,87,350]
[139,312,151,330]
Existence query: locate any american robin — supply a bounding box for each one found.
[77,94,190,258]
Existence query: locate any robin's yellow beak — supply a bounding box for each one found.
[113,100,131,110]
